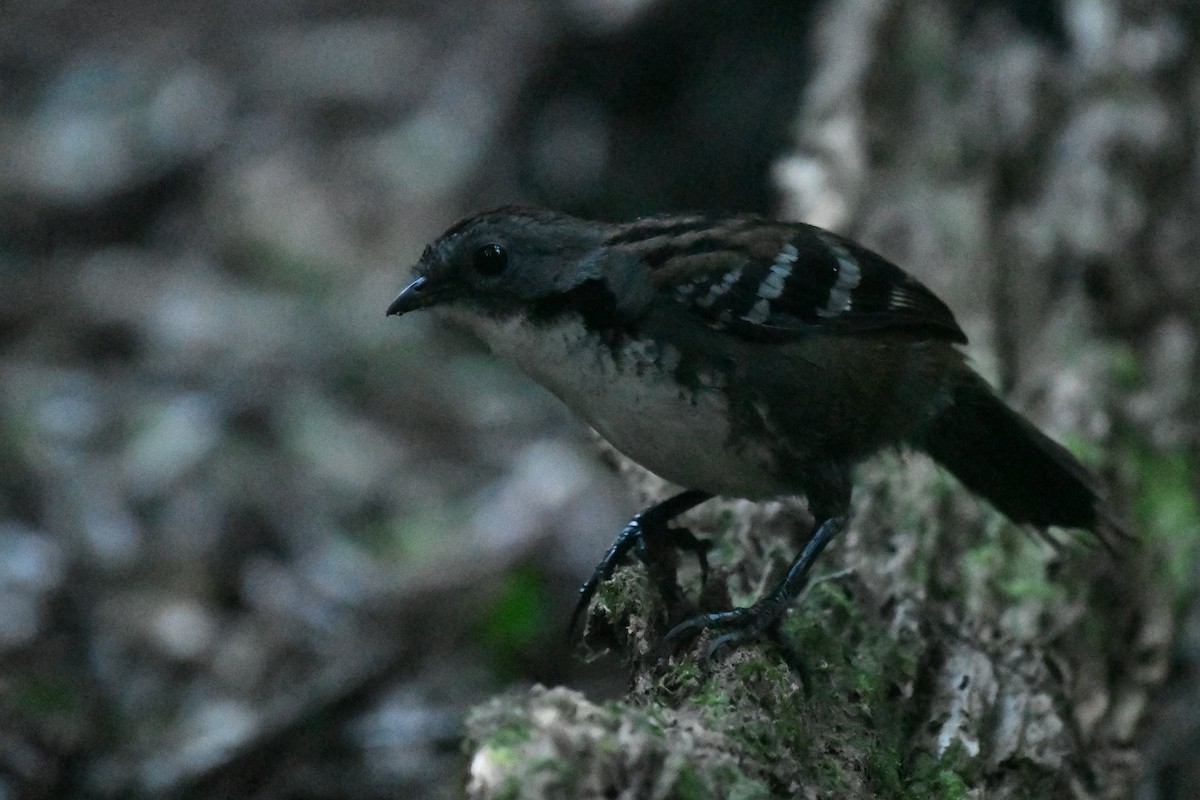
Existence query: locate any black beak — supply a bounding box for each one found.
[386,275,428,317]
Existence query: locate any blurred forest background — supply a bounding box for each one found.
[1,0,1199,798]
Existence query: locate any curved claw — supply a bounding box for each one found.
[665,607,751,645]
[568,490,712,640]
[568,542,633,639]
[568,586,593,640]
[698,609,782,659]
[666,604,802,673]
[664,614,706,645]
[705,630,746,660]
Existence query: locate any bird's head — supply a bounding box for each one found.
[387,206,621,321]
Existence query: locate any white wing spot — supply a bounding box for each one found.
[775,242,799,268]
[695,266,744,309]
[744,297,771,325]
[888,289,916,310]
[816,233,862,318]
[757,243,798,301]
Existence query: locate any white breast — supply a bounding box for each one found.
[450,310,786,498]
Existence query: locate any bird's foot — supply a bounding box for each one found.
[665,598,811,689]
[666,596,786,659]
[569,491,713,639]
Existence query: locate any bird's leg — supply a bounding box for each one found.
[665,512,846,664]
[569,489,712,638]
[634,520,715,617]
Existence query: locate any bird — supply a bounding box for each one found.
[387,205,1128,658]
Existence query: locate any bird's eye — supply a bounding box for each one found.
[472,243,507,276]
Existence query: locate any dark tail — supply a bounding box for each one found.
[919,373,1129,550]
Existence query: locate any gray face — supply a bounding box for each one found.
[387,207,607,319]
